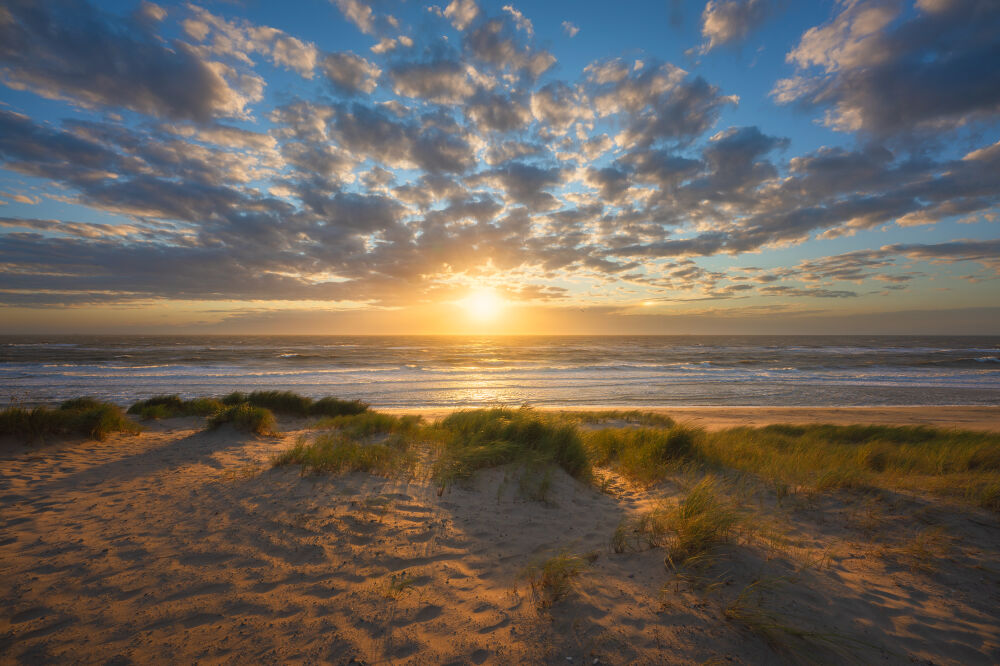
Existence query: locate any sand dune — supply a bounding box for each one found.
[1,413,999,664]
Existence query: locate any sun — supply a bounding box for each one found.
[461,288,504,322]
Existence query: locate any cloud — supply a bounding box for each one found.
[443,0,480,31]
[502,5,534,36]
[700,0,774,52]
[0,0,997,317]
[0,0,261,122]
[182,6,319,78]
[530,82,592,132]
[465,90,532,132]
[562,21,580,38]
[476,162,565,211]
[388,60,476,103]
[773,0,1000,137]
[464,18,556,79]
[332,0,376,35]
[329,102,476,173]
[321,52,381,94]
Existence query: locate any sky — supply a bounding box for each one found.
[0,0,998,335]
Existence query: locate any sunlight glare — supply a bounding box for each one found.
[462,288,504,322]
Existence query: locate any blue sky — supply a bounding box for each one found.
[0,0,998,333]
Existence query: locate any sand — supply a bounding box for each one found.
[1,409,999,664]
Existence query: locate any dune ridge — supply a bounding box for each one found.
[1,407,999,664]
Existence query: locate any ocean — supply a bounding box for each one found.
[1,335,998,408]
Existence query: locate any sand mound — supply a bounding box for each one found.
[1,420,999,664]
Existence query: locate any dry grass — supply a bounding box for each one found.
[584,421,1000,511]
[584,425,699,486]
[520,550,597,609]
[272,432,415,477]
[314,411,422,438]
[375,571,420,599]
[611,478,740,570]
[877,528,952,575]
[696,424,1000,505]
[724,576,866,663]
[559,410,676,428]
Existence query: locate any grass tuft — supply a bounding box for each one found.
[128,395,223,420]
[0,399,141,442]
[208,403,276,435]
[433,407,590,486]
[315,411,422,438]
[272,432,415,476]
[585,425,699,485]
[878,528,951,575]
[611,478,739,568]
[221,391,368,417]
[561,410,676,428]
[663,479,740,567]
[725,576,864,662]
[309,396,370,417]
[521,551,595,609]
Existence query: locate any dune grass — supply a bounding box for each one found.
[0,398,141,441]
[432,407,591,486]
[579,419,999,510]
[314,411,423,439]
[272,432,415,476]
[559,410,676,428]
[877,527,951,575]
[694,424,1000,505]
[585,425,698,485]
[612,477,740,568]
[221,391,368,417]
[520,550,596,609]
[208,403,276,435]
[128,395,223,420]
[724,576,861,663]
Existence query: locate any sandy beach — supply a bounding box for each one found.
[1,407,999,664]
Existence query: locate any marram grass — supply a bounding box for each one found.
[221,391,368,417]
[128,395,223,420]
[272,432,415,476]
[208,403,276,436]
[0,398,141,441]
[432,407,591,486]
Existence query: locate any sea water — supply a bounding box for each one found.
[1,335,998,407]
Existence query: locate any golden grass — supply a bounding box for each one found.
[520,550,597,609]
[432,407,590,486]
[272,432,415,477]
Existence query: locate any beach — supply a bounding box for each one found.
[2,405,999,665]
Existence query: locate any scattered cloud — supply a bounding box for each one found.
[773,0,1000,137]
[0,0,997,317]
[700,0,774,52]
